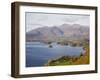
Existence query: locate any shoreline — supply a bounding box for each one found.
[44,44,89,66]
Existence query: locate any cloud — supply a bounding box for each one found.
[26,12,90,31]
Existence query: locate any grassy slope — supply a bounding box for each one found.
[73,45,89,65]
[45,44,89,66]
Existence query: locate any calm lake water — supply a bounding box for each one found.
[26,42,83,67]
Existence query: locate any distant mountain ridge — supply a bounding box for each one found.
[26,24,89,42]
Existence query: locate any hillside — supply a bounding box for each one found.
[26,24,89,42]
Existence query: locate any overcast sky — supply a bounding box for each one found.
[26,12,90,32]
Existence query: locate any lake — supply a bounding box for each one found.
[26,42,84,67]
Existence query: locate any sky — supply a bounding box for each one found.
[26,12,90,32]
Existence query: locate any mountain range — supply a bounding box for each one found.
[26,24,89,42]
